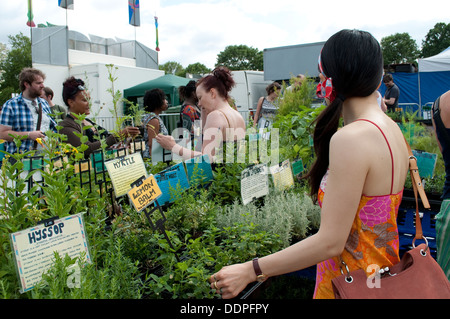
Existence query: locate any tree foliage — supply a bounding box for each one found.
[216,44,263,71]
[381,32,420,66]
[0,32,32,104]
[159,61,185,77]
[421,22,450,58]
[185,62,210,76]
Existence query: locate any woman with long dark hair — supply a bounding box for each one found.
[209,29,409,299]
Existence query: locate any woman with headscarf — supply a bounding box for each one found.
[58,77,139,159]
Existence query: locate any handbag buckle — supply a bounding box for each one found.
[339,260,353,283]
[412,235,429,256]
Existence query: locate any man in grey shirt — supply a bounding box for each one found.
[383,74,400,112]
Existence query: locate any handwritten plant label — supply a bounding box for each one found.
[128,175,162,212]
[10,213,91,293]
[241,164,269,205]
[154,162,190,206]
[105,153,147,197]
[270,159,294,191]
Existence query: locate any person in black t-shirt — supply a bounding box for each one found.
[383,74,400,112]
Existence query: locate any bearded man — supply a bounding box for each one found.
[0,68,57,154]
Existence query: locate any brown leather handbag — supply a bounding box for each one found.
[332,141,450,299]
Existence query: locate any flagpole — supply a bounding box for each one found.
[27,0,35,62]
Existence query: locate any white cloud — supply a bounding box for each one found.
[0,0,448,69]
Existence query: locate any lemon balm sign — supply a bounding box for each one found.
[10,213,91,293]
[128,175,162,212]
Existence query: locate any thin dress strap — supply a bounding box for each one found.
[216,109,231,128]
[355,119,395,194]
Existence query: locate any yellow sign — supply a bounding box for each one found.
[128,175,162,212]
[105,153,147,197]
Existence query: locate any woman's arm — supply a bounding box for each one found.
[211,129,369,298]
[156,110,227,161]
[253,97,264,127]
[146,118,160,155]
[59,120,115,159]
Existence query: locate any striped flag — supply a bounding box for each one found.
[128,0,140,27]
[58,0,74,10]
[155,16,160,51]
[27,0,36,27]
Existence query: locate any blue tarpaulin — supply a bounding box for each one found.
[378,47,450,108]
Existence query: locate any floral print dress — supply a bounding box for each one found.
[313,119,403,299]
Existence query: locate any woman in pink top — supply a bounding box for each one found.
[209,29,409,299]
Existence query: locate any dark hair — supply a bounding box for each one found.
[62,76,86,106]
[43,87,54,98]
[383,74,393,83]
[143,88,166,112]
[19,68,46,92]
[196,66,235,100]
[179,80,197,102]
[304,29,384,201]
[266,82,281,95]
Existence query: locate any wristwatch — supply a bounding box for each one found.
[252,257,268,282]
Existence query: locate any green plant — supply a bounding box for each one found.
[398,111,445,193]
[217,190,320,248]
[165,188,217,238]
[277,76,317,116]
[30,240,142,299]
[208,162,247,205]
[273,106,323,165]
[105,64,132,141]
[124,98,147,127]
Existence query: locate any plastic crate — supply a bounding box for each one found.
[397,207,437,258]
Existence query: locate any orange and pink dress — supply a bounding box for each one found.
[313,119,403,299]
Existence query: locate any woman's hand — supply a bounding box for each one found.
[209,262,256,299]
[155,134,176,150]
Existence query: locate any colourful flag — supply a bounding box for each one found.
[58,0,74,10]
[128,0,140,27]
[27,0,36,27]
[154,16,160,51]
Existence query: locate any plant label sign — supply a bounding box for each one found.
[241,164,269,205]
[128,175,162,212]
[270,159,294,191]
[292,158,304,180]
[412,150,437,178]
[10,213,91,293]
[154,162,190,206]
[105,153,148,197]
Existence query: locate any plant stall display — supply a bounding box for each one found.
[0,71,443,300]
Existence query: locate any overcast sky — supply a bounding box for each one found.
[1,0,448,69]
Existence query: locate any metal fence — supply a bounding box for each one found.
[93,110,253,134]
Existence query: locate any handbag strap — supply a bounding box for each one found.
[404,138,430,240]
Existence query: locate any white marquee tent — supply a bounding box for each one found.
[417,47,450,105]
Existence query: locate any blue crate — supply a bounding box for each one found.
[397,207,437,258]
